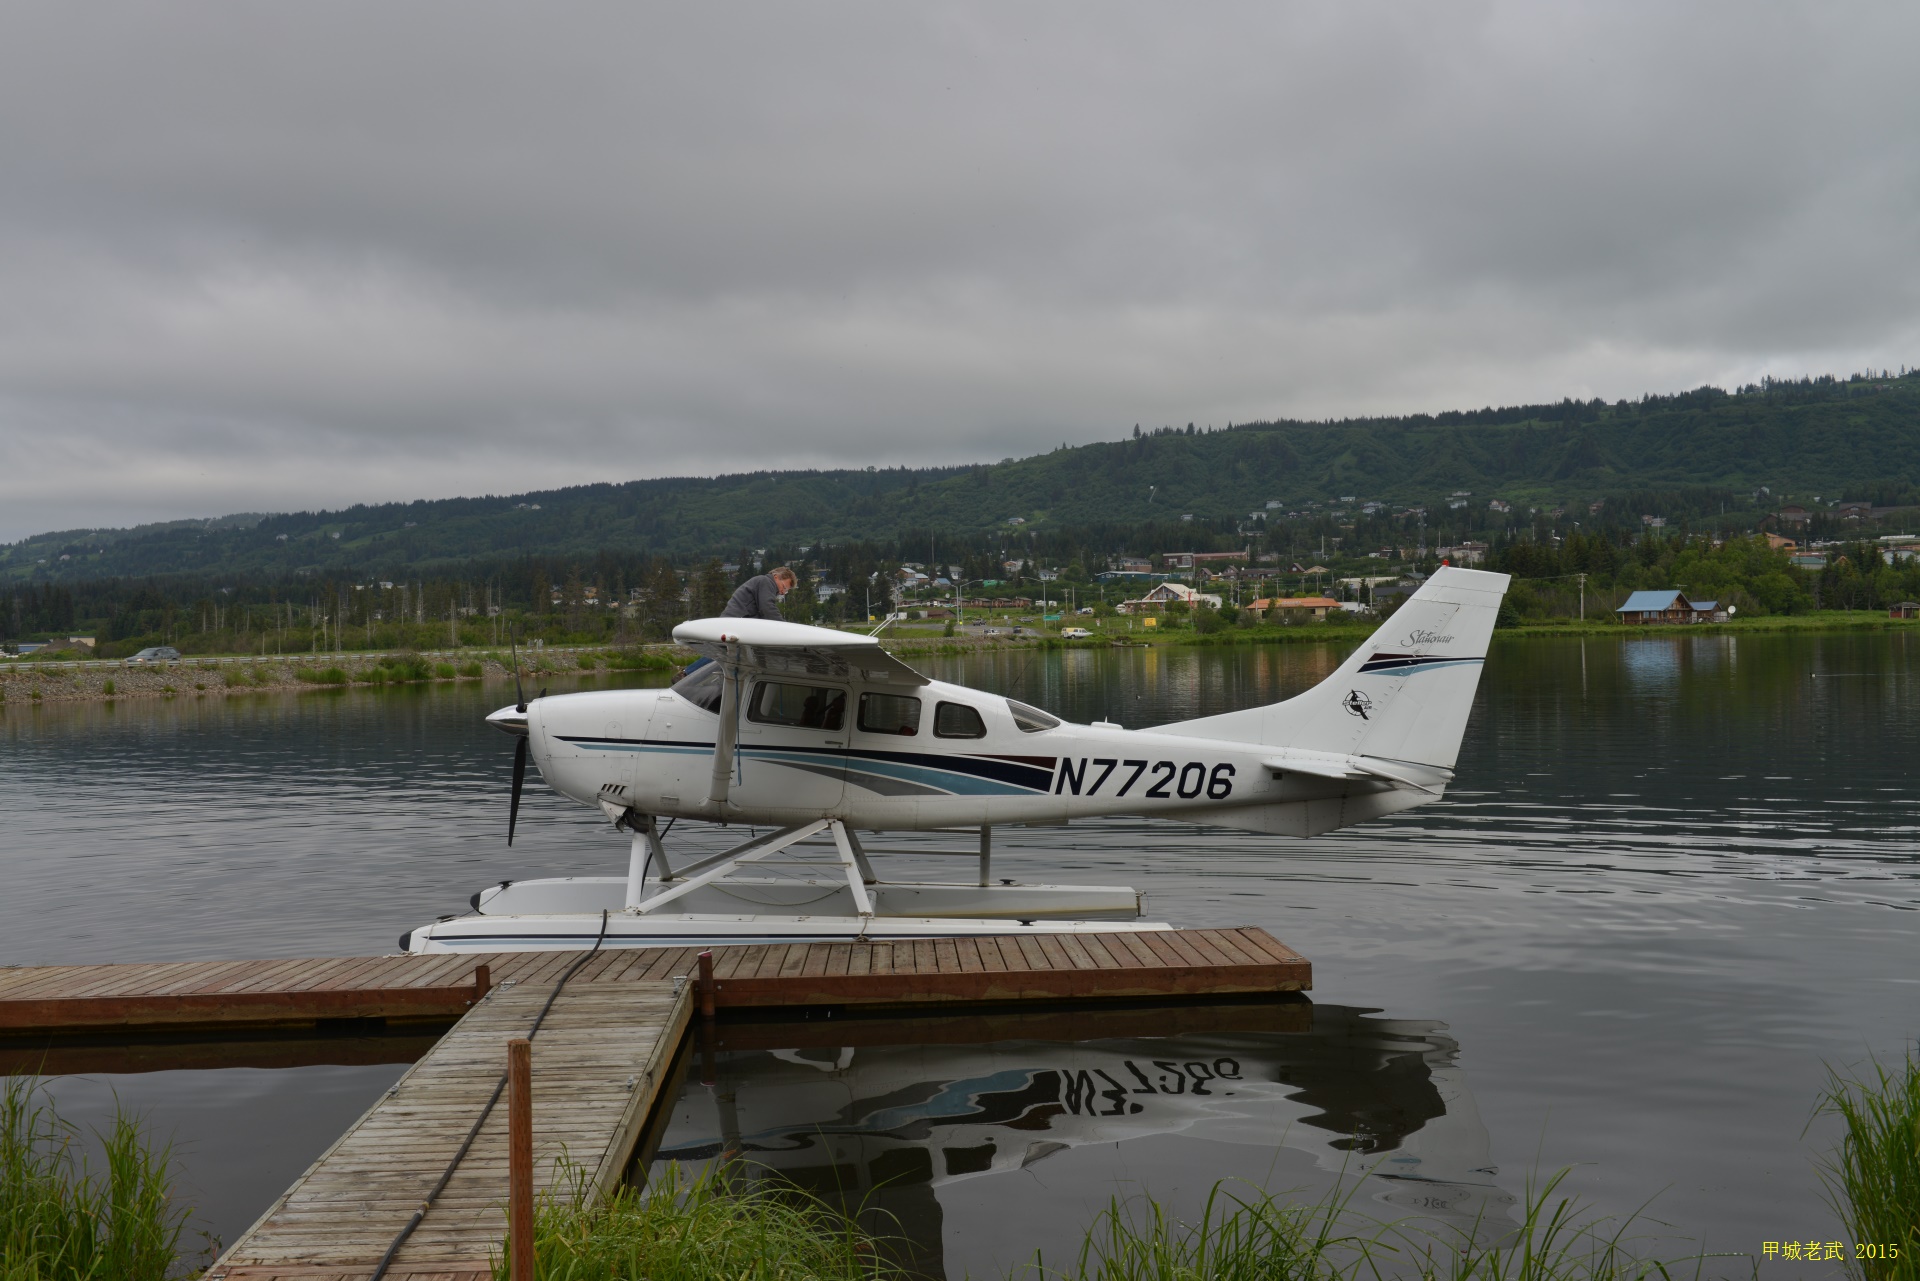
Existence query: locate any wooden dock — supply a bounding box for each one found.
[0,928,1307,1036]
[0,928,1309,1281]
[205,979,689,1281]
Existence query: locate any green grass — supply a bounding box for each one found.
[502,1161,903,1281]
[1031,1168,1713,1281]
[602,649,676,671]
[293,666,348,685]
[1041,1177,1372,1280]
[0,1076,192,1281]
[1818,1054,1920,1281]
[518,1160,1715,1281]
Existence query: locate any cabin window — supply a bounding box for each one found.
[748,681,846,731]
[934,701,987,739]
[671,660,724,714]
[1006,699,1060,733]
[859,692,922,736]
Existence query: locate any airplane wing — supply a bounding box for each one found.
[672,617,930,688]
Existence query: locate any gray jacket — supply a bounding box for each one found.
[721,575,785,620]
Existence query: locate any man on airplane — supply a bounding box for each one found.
[722,566,796,620]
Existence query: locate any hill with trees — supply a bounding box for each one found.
[4,368,1918,590]
[5,367,1920,657]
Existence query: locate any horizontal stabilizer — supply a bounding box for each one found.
[1264,752,1452,795]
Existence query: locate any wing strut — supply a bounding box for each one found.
[706,642,742,808]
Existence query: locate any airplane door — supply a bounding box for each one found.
[845,687,931,809]
[732,677,848,814]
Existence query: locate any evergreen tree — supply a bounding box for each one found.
[692,559,731,618]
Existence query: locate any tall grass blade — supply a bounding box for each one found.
[1819,1053,1920,1281]
[500,1158,907,1281]
[0,1074,191,1281]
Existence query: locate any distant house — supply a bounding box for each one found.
[1158,551,1249,570]
[1891,602,1920,620]
[1765,533,1797,552]
[1117,582,1223,613]
[1776,505,1812,524]
[1615,590,1726,625]
[1246,596,1341,621]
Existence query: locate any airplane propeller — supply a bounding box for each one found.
[498,639,544,845]
[508,737,528,845]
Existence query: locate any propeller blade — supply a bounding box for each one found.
[510,637,527,713]
[508,735,528,845]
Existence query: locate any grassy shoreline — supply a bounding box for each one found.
[0,648,677,705]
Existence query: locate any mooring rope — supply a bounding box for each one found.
[368,909,612,1280]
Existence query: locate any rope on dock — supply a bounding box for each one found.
[367,910,612,1281]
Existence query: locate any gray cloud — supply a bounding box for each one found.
[2,2,1917,539]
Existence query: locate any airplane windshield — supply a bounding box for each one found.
[670,660,724,714]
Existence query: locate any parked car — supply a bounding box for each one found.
[1060,627,1093,639]
[125,646,182,665]
[1078,607,1096,615]
[983,627,1006,636]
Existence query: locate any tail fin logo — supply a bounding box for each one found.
[1401,629,1455,647]
[1343,689,1373,720]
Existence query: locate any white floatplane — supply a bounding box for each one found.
[401,566,1510,953]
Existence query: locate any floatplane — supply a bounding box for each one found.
[401,567,1510,953]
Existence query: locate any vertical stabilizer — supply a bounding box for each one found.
[1158,566,1510,770]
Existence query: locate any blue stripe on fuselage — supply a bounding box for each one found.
[553,737,1054,797]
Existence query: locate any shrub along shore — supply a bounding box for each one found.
[0,647,676,705]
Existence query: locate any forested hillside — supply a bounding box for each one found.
[5,368,1917,587]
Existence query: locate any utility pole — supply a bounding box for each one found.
[1577,572,1587,621]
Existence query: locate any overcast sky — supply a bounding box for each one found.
[2,3,1917,541]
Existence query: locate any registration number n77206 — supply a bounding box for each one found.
[1053,758,1235,800]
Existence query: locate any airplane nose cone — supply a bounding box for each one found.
[486,704,530,736]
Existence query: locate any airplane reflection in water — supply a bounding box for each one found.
[652,1001,1512,1276]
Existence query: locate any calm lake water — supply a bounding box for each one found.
[3,633,1917,1274]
